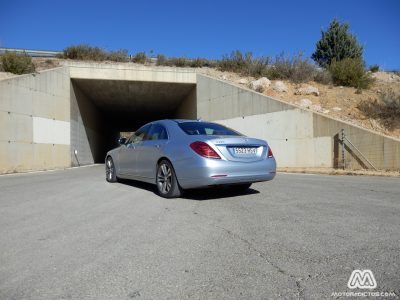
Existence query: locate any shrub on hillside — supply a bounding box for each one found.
[0,51,35,74]
[218,50,270,78]
[168,57,190,67]
[369,65,379,73]
[266,53,317,83]
[156,54,167,66]
[107,49,129,62]
[62,45,107,61]
[381,89,400,116]
[131,52,147,64]
[358,89,400,130]
[314,69,333,84]
[329,58,373,89]
[61,45,129,62]
[190,57,216,68]
[218,50,252,74]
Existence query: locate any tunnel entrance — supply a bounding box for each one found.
[70,79,196,165]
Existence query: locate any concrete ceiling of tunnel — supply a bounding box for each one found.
[72,79,196,115]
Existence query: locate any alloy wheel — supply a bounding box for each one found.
[106,158,114,181]
[157,163,172,194]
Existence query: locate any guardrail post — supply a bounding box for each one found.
[341,129,345,170]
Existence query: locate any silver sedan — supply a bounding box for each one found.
[105,120,276,198]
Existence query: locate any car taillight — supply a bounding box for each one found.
[268,146,273,158]
[190,141,221,159]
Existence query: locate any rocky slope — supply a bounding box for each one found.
[201,68,400,139]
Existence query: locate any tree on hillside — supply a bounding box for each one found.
[312,19,363,68]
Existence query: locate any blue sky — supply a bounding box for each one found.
[1,0,399,69]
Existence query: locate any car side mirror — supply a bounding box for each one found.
[118,137,127,145]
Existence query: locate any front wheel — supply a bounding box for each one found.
[106,157,117,182]
[156,160,182,198]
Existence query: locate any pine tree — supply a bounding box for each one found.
[312,19,363,68]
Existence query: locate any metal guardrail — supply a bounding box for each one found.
[0,48,62,57]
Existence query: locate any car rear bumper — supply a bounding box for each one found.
[174,156,277,189]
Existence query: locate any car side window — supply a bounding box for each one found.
[125,134,135,144]
[147,124,168,141]
[130,124,152,144]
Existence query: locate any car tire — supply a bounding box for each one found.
[106,156,118,183]
[156,160,182,198]
[231,183,252,192]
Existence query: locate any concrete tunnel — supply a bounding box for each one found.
[2,62,399,174]
[68,65,197,166]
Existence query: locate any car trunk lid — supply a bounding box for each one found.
[206,136,268,162]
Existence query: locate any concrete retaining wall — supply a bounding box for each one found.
[197,74,400,171]
[1,67,399,174]
[0,68,71,173]
[70,81,108,166]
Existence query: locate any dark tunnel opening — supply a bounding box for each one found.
[70,79,196,165]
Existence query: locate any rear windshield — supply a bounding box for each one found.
[178,122,242,136]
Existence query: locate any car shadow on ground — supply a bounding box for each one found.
[116,179,259,200]
[182,187,259,201]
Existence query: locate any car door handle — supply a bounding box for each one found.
[155,144,160,148]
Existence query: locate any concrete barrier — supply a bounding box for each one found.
[0,68,70,173]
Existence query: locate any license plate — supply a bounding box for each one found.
[234,147,257,155]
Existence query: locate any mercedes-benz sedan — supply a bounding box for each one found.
[105,120,276,198]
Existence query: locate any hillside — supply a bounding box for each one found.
[202,68,400,139]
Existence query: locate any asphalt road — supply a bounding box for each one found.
[0,166,399,299]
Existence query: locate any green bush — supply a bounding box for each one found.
[0,51,35,74]
[369,65,379,73]
[217,51,320,82]
[218,50,251,73]
[168,57,190,67]
[156,54,167,66]
[329,58,373,89]
[312,19,363,68]
[132,52,147,64]
[61,45,129,62]
[218,50,271,78]
[62,44,107,61]
[190,57,216,68]
[107,49,129,62]
[266,53,317,83]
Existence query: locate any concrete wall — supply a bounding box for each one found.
[67,62,197,84]
[0,64,198,174]
[217,111,333,168]
[175,87,197,119]
[70,81,109,166]
[1,66,399,174]
[197,74,400,171]
[0,68,71,174]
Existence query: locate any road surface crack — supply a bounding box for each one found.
[216,225,305,300]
